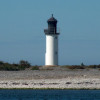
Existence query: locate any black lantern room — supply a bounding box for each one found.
[44,14,59,35]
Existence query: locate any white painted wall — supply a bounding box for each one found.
[45,34,58,65]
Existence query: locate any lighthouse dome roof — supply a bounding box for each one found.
[47,14,57,23]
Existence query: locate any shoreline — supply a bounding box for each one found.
[0,78,100,89]
[0,88,100,90]
[0,68,100,89]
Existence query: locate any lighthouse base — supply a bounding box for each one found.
[44,65,58,67]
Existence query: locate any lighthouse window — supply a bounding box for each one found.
[55,37,57,39]
[55,52,58,54]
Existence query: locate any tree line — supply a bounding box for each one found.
[0,61,100,71]
[62,63,100,69]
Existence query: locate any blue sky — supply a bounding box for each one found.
[0,0,100,65]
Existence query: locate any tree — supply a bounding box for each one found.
[19,60,31,68]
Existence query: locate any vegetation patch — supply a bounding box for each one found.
[31,66,40,70]
[0,60,31,71]
[61,63,100,70]
[87,65,100,68]
[0,60,100,71]
[62,65,85,69]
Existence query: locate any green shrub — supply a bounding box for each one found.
[0,64,19,71]
[67,65,85,69]
[19,60,31,68]
[31,66,39,70]
[0,61,27,71]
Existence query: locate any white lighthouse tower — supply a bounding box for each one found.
[44,15,60,66]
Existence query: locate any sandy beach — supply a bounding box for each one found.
[0,66,100,89]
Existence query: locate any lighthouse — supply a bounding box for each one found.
[44,15,60,66]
